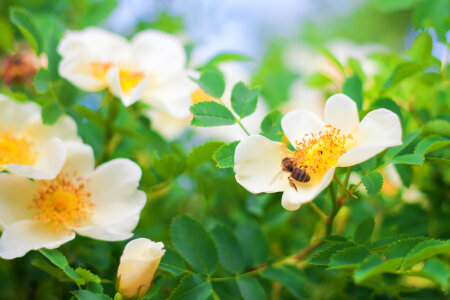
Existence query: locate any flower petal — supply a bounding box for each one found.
[281,168,335,211]
[324,94,359,133]
[26,115,80,143]
[4,137,66,179]
[337,108,402,167]
[106,67,150,106]
[61,141,95,176]
[234,135,290,194]
[0,220,75,259]
[146,109,189,140]
[131,30,186,78]
[58,55,107,92]
[144,72,196,118]
[0,95,41,135]
[0,174,37,229]
[281,109,325,146]
[74,215,138,241]
[84,159,146,230]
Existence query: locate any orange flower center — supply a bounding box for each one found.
[285,125,353,176]
[0,127,37,166]
[30,172,94,232]
[90,62,145,95]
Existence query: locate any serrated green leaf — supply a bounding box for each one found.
[414,136,449,156]
[159,247,187,277]
[235,223,270,267]
[419,258,450,289]
[171,215,218,274]
[153,153,186,179]
[260,109,283,141]
[361,172,383,195]
[169,273,212,300]
[187,141,225,169]
[320,235,349,243]
[213,141,239,168]
[354,217,375,244]
[190,102,236,127]
[394,164,413,187]
[0,16,14,52]
[236,278,267,300]
[261,265,306,299]
[401,239,450,270]
[71,290,111,300]
[371,235,405,250]
[422,119,450,137]
[10,7,44,54]
[31,257,65,280]
[47,30,61,81]
[384,62,428,88]
[425,157,450,167]
[354,254,402,283]
[39,249,83,285]
[329,245,370,269]
[75,268,101,284]
[211,225,246,273]
[310,242,355,266]
[230,82,259,118]
[34,69,51,94]
[386,130,420,159]
[390,154,424,165]
[384,237,428,259]
[343,74,363,110]
[410,31,432,61]
[191,69,226,98]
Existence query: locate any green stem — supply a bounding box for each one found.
[236,119,251,136]
[101,95,118,162]
[343,167,352,188]
[309,202,327,220]
[326,183,339,235]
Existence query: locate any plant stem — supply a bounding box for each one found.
[334,173,357,199]
[236,119,251,136]
[309,202,327,220]
[343,167,352,187]
[326,183,339,235]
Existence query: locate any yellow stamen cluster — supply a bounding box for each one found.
[288,125,352,175]
[0,127,37,166]
[30,172,94,232]
[191,87,218,104]
[90,62,145,95]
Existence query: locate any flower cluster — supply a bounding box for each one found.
[0,95,146,259]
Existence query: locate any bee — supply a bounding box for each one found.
[281,157,310,192]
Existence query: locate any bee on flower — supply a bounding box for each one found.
[0,142,146,259]
[234,94,402,211]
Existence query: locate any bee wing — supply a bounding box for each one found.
[270,169,285,186]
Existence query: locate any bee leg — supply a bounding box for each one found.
[288,177,298,192]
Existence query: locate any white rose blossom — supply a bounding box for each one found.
[0,142,146,259]
[58,27,195,110]
[117,238,165,299]
[0,95,79,179]
[234,94,402,211]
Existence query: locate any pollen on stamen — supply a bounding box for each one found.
[284,126,352,176]
[0,126,38,166]
[29,172,94,232]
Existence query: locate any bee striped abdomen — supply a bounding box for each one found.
[291,168,310,183]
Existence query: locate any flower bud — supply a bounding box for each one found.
[117,238,165,299]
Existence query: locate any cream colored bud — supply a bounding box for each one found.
[117,238,165,299]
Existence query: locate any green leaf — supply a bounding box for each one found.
[236,278,267,300]
[0,15,14,52]
[371,235,405,250]
[42,101,64,125]
[306,73,333,88]
[261,265,306,299]
[373,0,422,12]
[169,273,212,300]
[386,130,420,159]
[361,172,383,195]
[187,141,225,169]
[260,109,283,141]
[394,164,413,187]
[47,30,61,81]
[39,249,83,284]
[191,69,226,98]
[425,157,450,167]
[384,62,428,88]
[320,235,349,243]
[171,215,218,274]
[410,31,433,61]
[390,154,424,165]
[354,254,402,283]
[230,82,259,118]
[418,258,450,290]
[384,237,428,259]
[329,245,370,269]
[75,268,101,284]
[71,290,111,300]
[153,153,186,179]
[354,217,375,244]
[372,98,403,124]
[414,136,449,156]
[31,257,65,280]
[401,239,450,270]
[342,74,363,110]
[310,242,355,266]
[235,223,270,267]
[213,141,239,168]
[10,7,44,54]
[421,119,450,137]
[204,53,252,68]
[80,0,117,27]
[190,102,236,127]
[211,225,246,273]
[412,0,448,42]
[34,69,51,94]
[159,247,187,277]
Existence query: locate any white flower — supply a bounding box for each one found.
[58,27,195,108]
[0,95,79,179]
[117,238,165,299]
[0,142,146,259]
[148,62,268,141]
[234,94,402,211]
